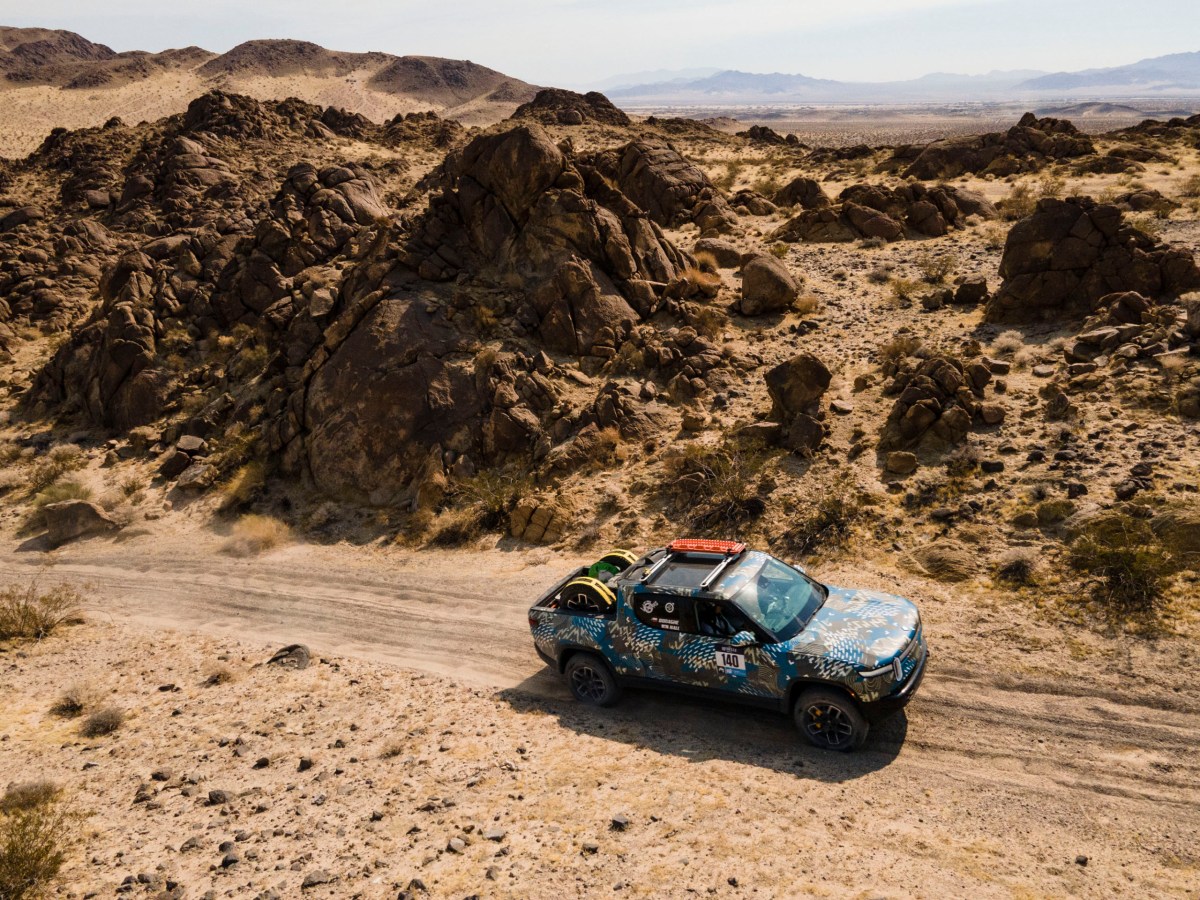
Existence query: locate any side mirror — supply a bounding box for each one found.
[728,630,758,648]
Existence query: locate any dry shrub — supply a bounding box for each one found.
[888,276,921,303]
[28,445,86,493]
[49,683,102,719]
[380,740,405,760]
[859,236,887,250]
[203,663,235,686]
[454,471,529,533]
[680,266,722,295]
[224,514,291,557]
[915,251,956,284]
[692,306,729,340]
[996,549,1038,586]
[79,707,124,738]
[769,242,789,259]
[662,443,767,532]
[991,330,1025,357]
[1179,174,1200,198]
[32,480,92,512]
[220,461,267,512]
[879,333,924,366]
[981,223,1008,250]
[0,792,76,900]
[998,183,1036,221]
[778,486,865,559]
[692,250,719,273]
[867,265,893,284]
[1068,516,1169,617]
[0,582,82,642]
[0,783,59,816]
[793,294,819,316]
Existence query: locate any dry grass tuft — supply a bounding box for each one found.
[915,251,956,284]
[991,330,1025,357]
[79,707,124,738]
[0,783,60,815]
[49,683,103,719]
[28,445,87,493]
[0,582,83,643]
[223,514,292,557]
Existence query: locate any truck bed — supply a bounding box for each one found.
[531,567,617,616]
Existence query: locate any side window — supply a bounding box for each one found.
[692,601,752,638]
[632,592,693,633]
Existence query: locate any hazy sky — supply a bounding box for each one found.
[2,0,1196,86]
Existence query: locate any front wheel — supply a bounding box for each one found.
[794,687,868,751]
[564,654,621,707]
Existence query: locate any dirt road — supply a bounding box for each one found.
[3,536,1198,896]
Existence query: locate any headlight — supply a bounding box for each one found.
[859,658,904,680]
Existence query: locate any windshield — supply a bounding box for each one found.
[714,552,826,641]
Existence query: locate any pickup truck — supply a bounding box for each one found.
[528,539,927,751]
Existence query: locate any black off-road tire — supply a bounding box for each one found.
[564,653,621,707]
[794,686,869,751]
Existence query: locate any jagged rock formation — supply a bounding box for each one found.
[510,88,631,127]
[986,197,1200,324]
[888,114,1095,179]
[584,138,737,233]
[878,355,1003,452]
[771,182,996,243]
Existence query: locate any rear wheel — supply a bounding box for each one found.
[564,653,621,707]
[794,687,868,751]
[559,576,617,614]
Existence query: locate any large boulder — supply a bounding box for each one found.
[44,500,119,547]
[772,177,831,210]
[878,356,993,452]
[765,352,831,453]
[738,254,799,316]
[510,89,631,127]
[986,196,1200,323]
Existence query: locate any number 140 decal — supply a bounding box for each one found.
[715,644,747,675]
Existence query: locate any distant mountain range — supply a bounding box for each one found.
[0,26,539,156]
[603,52,1200,104]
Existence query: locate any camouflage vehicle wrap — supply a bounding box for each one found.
[530,545,928,720]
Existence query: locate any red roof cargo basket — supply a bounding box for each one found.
[667,539,746,556]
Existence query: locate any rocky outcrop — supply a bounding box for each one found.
[771,182,996,244]
[772,177,831,210]
[889,113,1095,179]
[765,353,831,453]
[510,88,631,127]
[584,139,737,233]
[878,355,1001,452]
[398,125,690,355]
[985,197,1200,324]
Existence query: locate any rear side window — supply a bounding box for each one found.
[632,592,693,632]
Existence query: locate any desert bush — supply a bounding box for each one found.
[79,707,124,738]
[423,508,483,548]
[915,251,956,284]
[768,242,789,259]
[0,793,76,900]
[1179,174,1200,198]
[778,486,865,559]
[991,330,1025,357]
[888,276,921,303]
[49,683,102,719]
[692,250,719,273]
[380,740,405,760]
[878,333,924,365]
[1068,516,1169,616]
[858,236,887,250]
[867,264,894,284]
[793,294,819,316]
[219,460,267,512]
[1038,174,1067,198]
[679,266,722,294]
[662,443,767,531]
[32,480,92,512]
[28,445,86,492]
[0,783,59,815]
[981,223,1008,250]
[995,549,1038,586]
[998,183,1037,221]
[0,582,82,642]
[1128,213,1164,239]
[454,471,530,533]
[119,476,145,498]
[223,514,292,557]
[715,160,744,192]
[692,306,728,340]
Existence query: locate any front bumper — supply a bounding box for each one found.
[861,644,928,722]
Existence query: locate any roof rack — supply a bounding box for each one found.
[641,539,747,587]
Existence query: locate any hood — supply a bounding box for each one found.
[783,586,920,670]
